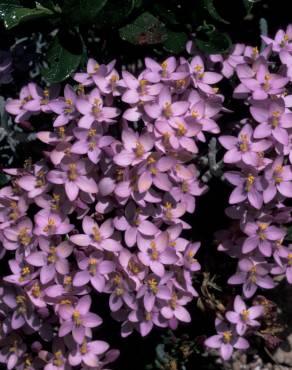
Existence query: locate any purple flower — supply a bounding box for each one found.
[73,253,115,292]
[226,295,263,335]
[49,85,78,127]
[251,98,292,146]
[26,238,72,284]
[228,258,275,298]
[242,220,285,256]
[68,337,109,367]
[70,215,122,252]
[219,124,271,166]
[144,86,189,121]
[161,293,191,323]
[205,319,249,360]
[58,295,102,344]
[34,209,74,236]
[114,127,154,167]
[262,156,292,202]
[225,170,263,209]
[189,55,222,94]
[47,159,98,201]
[114,201,158,247]
[76,88,119,128]
[137,232,178,276]
[235,58,288,100]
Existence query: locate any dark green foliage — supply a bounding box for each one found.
[1,0,284,83]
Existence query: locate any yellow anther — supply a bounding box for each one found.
[135,142,145,157]
[73,310,81,325]
[239,134,249,152]
[245,174,255,192]
[223,331,232,343]
[68,163,78,181]
[92,226,101,242]
[241,309,249,321]
[18,227,31,246]
[163,102,173,118]
[177,123,187,136]
[148,278,158,294]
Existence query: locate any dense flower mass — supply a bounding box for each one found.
[1,24,292,368]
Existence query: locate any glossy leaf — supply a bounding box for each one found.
[119,12,168,45]
[163,30,187,53]
[0,1,21,20]
[196,30,231,54]
[62,0,107,25]
[204,0,229,24]
[95,0,135,28]
[42,32,83,83]
[0,3,53,29]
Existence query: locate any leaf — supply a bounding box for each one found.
[119,12,168,45]
[204,0,229,24]
[0,173,9,187]
[0,3,53,29]
[35,0,56,10]
[42,32,83,83]
[196,30,231,54]
[152,3,179,25]
[163,31,187,54]
[95,0,135,28]
[62,0,107,25]
[0,1,20,20]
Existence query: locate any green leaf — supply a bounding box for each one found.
[95,0,135,28]
[119,12,168,45]
[196,30,231,54]
[0,173,9,187]
[152,3,179,25]
[35,1,56,10]
[204,0,229,24]
[42,32,83,83]
[0,1,20,20]
[163,31,187,54]
[0,3,53,29]
[62,0,107,25]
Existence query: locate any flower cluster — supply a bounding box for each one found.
[204,24,292,359]
[0,48,226,368]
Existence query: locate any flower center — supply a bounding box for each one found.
[239,134,249,152]
[163,102,173,118]
[271,110,280,127]
[245,174,255,192]
[92,98,102,115]
[68,163,78,181]
[48,246,57,263]
[73,310,82,325]
[18,227,31,246]
[43,217,56,233]
[177,122,187,136]
[148,278,158,294]
[53,351,64,367]
[92,226,101,242]
[135,142,145,157]
[241,309,249,321]
[223,331,232,343]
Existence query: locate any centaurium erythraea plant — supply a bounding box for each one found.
[2,24,292,368]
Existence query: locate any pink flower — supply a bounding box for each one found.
[58,295,102,344]
[76,88,119,128]
[70,216,122,252]
[226,295,263,335]
[47,159,98,201]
